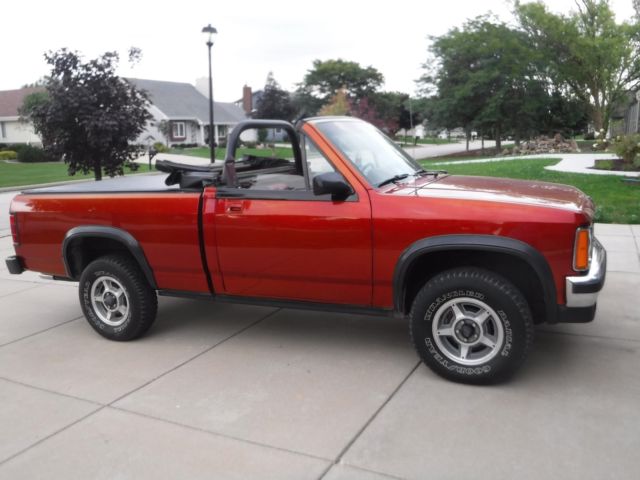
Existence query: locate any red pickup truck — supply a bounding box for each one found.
[5,117,606,384]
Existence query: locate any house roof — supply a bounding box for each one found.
[127,78,246,125]
[0,87,45,118]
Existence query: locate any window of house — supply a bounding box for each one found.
[218,125,227,138]
[172,122,186,139]
[0,122,6,139]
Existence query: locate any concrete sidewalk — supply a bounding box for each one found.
[0,225,639,479]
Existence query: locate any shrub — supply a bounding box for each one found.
[612,134,640,166]
[125,161,140,172]
[584,131,595,140]
[241,141,257,148]
[152,142,169,153]
[1,144,27,155]
[0,150,18,160]
[172,142,198,149]
[17,145,54,163]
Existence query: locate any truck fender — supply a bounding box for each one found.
[62,225,157,289]
[392,234,557,321]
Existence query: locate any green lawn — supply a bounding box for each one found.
[0,161,142,188]
[169,147,294,160]
[421,157,640,224]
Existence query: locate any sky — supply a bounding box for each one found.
[0,0,635,102]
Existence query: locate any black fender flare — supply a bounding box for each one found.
[62,225,157,289]
[393,234,557,322]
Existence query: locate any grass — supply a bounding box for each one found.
[421,157,640,224]
[0,161,142,188]
[169,146,294,160]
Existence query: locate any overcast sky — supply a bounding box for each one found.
[1,0,635,101]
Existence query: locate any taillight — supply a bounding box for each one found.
[573,227,592,271]
[10,213,19,245]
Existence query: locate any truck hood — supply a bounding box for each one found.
[385,174,595,219]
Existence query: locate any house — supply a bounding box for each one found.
[610,91,640,137]
[0,87,44,145]
[127,78,247,147]
[1,81,248,149]
[397,125,426,139]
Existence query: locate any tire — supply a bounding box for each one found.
[409,267,534,385]
[79,254,158,341]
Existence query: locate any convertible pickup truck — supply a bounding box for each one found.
[5,117,606,384]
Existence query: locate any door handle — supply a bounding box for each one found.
[226,203,243,213]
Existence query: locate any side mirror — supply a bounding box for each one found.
[312,172,353,200]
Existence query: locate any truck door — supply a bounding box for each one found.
[208,133,372,306]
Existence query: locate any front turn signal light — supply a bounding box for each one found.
[573,227,591,271]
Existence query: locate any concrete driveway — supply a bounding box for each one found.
[0,225,639,479]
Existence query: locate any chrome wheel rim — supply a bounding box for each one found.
[90,276,130,327]
[431,297,504,366]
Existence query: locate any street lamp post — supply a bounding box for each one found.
[202,24,218,164]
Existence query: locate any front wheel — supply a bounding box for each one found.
[409,267,534,384]
[79,254,158,341]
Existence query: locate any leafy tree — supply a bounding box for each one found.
[351,96,386,130]
[255,72,295,120]
[21,48,150,180]
[297,59,384,115]
[421,16,556,150]
[318,88,351,116]
[21,91,49,120]
[345,92,419,136]
[157,120,171,147]
[516,0,640,133]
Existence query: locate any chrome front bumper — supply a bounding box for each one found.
[565,238,607,308]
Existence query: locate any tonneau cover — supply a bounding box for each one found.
[23,173,181,194]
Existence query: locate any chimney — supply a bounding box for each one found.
[242,85,252,115]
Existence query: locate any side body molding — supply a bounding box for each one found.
[392,234,558,321]
[62,225,157,289]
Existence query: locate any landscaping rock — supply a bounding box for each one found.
[512,134,581,155]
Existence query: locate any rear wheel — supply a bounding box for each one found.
[79,254,157,341]
[409,267,533,384]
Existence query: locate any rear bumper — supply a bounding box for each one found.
[5,255,24,275]
[555,238,606,324]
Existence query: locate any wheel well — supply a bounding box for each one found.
[402,250,548,324]
[65,237,136,280]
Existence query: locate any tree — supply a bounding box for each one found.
[516,0,640,133]
[157,120,171,147]
[21,48,150,180]
[352,92,419,136]
[297,59,384,115]
[318,88,351,116]
[421,16,555,150]
[255,72,295,120]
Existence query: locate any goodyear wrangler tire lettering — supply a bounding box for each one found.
[409,267,534,385]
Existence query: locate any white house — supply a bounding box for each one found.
[0,87,44,145]
[128,78,248,147]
